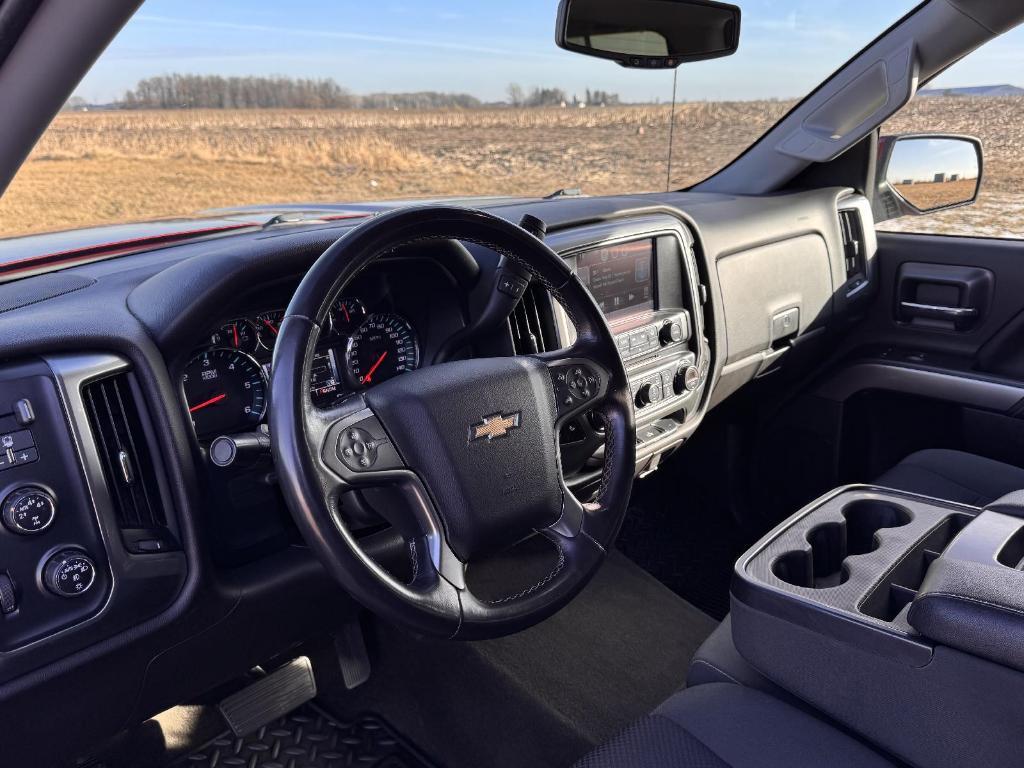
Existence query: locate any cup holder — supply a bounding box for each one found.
[842,500,912,556]
[772,500,912,589]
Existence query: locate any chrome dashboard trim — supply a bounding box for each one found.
[9,353,132,650]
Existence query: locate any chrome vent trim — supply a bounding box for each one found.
[838,207,864,279]
[509,283,559,355]
[80,370,176,552]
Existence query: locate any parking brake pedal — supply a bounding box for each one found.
[218,656,317,737]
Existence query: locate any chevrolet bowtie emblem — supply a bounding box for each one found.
[469,411,522,442]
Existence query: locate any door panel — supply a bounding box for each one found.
[853,232,1024,359]
[749,230,1024,521]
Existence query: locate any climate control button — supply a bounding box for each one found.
[2,487,56,535]
[43,550,97,598]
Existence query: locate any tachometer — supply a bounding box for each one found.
[345,313,419,389]
[211,319,259,354]
[182,348,267,438]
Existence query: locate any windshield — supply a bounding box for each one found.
[0,0,919,239]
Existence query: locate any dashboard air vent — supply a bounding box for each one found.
[82,372,177,553]
[509,283,559,355]
[838,208,864,279]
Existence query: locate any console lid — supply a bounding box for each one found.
[908,492,1024,672]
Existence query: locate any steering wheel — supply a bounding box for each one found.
[270,206,635,639]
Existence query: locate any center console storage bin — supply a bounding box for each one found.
[730,485,1024,768]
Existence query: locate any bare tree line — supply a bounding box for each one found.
[112,74,621,110]
[507,84,621,107]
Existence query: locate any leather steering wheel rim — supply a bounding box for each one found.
[270,205,635,639]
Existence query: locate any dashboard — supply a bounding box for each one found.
[0,188,878,766]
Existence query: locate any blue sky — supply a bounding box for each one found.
[73,1,1021,104]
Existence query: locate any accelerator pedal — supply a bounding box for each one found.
[218,656,317,737]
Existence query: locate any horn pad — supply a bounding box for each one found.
[365,356,563,561]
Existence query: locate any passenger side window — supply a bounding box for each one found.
[875,25,1024,240]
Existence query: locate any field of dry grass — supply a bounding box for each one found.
[0,96,1021,239]
[891,179,978,211]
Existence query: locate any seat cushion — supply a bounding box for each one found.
[574,683,895,768]
[686,616,775,688]
[874,449,1024,507]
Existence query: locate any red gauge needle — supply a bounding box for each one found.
[363,351,388,384]
[232,323,240,348]
[262,319,279,336]
[341,305,351,323]
[189,393,227,413]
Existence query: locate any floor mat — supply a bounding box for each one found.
[616,500,743,620]
[316,551,717,768]
[176,704,437,768]
[617,449,764,620]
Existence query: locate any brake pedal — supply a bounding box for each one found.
[334,615,372,690]
[218,656,316,737]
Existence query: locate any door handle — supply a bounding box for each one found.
[900,301,978,321]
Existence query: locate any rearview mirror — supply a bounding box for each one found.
[877,134,983,220]
[556,0,741,69]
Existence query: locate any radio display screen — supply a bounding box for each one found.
[576,239,655,318]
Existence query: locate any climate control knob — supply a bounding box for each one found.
[636,381,664,408]
[660,319,684,345]
[43,550,97,598]
[674,365,702,394]
[2,487,56,535]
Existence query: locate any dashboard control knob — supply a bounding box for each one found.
[675,365,702,394]
[43,551,97,598]
[636,381,664,408]
[660,320,684,345]
[2,487,56,535]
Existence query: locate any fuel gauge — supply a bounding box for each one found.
[330,297,367,336]
[211,319,259,354]
[256,310,285,350]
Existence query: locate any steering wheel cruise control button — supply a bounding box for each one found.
[2,487,56,535]
[43,551,97,598]
[326,414,405,479]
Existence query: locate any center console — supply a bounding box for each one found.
[552,216,711,478]
[730,485,1024,768]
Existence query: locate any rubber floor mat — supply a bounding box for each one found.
[177,703,437,768]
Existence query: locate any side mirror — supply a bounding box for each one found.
[875,134,983,221]
[555,0,741,69]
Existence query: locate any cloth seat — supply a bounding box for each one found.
[874,448,1024,507]
[573,682,895,768]
[684,616,798,705]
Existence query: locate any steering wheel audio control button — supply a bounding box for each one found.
[551,363,603,418]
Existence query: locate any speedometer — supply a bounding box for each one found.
[182,348,267,438]
[345,313,419,389]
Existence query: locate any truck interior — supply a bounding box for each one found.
[0,1,1023,766]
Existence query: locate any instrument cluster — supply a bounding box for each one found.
[182,297,420,440]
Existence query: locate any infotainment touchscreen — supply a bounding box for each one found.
[576,238,655,318]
